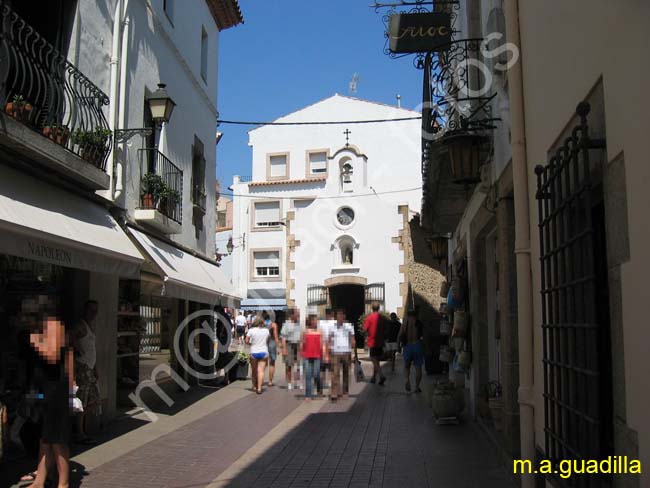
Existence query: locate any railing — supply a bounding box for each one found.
[238,175,253,183]
[192,184,207,211]
[139,149,183,224]
[0,2,112,171]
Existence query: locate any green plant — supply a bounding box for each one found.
[141,173,165,198]
[237,351,250,363]
[71,128,111,147]
[12,94,27,107]
[160,184,181,205]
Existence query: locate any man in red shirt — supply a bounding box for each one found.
[363,302,386,385]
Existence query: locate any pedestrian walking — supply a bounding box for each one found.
[235,311,247,346]
[363,302,386,385]
[400,309,424,393]
[71,300,101,445]
[262,312,279,386]
[281,308,303,390]
[245,317,270,394]
[300,314,324,401]
[328,309,355,401]
[318,308,335,394]
[23,296,74,488]
[385,312,402,372]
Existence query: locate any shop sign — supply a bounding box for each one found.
[27,241,73,265]
[388,12,452,53]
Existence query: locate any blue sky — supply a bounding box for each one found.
[215,0,423,189]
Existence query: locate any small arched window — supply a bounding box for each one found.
[334,235,357,266]
[340,157,353,191]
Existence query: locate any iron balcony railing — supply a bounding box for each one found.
[0,1,112,171]
[139,149,183,224]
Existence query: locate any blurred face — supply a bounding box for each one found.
[336,310,346,323]
[293,310,300,322]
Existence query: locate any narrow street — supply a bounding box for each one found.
[58,357,513,488]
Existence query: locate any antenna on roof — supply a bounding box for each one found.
[396,94,402,108]
[349,73,360,94]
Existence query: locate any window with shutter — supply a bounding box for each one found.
[254,201,281,227]
[253,251,280,277]
[308,151,328,175]
[268,154,288,179]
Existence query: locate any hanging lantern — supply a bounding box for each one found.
[148,83,176,125]
[429,234,449,261]
[441,131,490,185]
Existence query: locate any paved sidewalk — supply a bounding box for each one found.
[9,356,516,488]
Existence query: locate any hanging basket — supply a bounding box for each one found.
[453,311,468,333]
[439,345,453,363]
[439,281,449,298]
[458,351,472,369]
[451,276,465,304]
[439,319,452,336]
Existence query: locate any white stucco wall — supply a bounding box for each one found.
[68,0,220,257]
[232,95,421,317]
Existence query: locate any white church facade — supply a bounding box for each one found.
[231,94,421,325]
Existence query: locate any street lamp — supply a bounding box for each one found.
[148,83,176,126]
[114,82,176,143]
[441,131,490,185]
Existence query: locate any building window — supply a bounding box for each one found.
[163,0,174,24]
[253,250,280,278]
[308,151,328,175]
[217,210,227,229]
[200,27,208,83]
[267,153,289,180]
[192,137,207,237]
[253,201,281,228]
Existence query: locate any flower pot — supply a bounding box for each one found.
[80,145,108,168]
[236,362,249,380]
[432,383,462,418]
[439,319,451,336]
[488,397,504,431]
[5,102,33,123]
[141,193,155,209]
[42,126,70,146]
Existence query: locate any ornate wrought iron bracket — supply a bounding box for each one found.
[113,128,154,144]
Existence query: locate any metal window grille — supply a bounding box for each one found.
[307,284,328,306]
[535,102,607,487]
[364,283,385,312]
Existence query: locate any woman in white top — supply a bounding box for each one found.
[245,317,270,394]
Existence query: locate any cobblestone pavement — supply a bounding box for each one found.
[10,357,516,488]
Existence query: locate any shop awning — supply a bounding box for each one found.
[240,298,288,311]
[129,228,240,306]
[0,165,143,277]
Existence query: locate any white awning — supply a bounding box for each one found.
[240,298,287,311]
[129,228,240,306]
[0,165,143,277]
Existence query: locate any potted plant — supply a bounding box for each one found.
[236,351,250,380]
[42,123,70,146]
[141,173,165,209]
[159,184,180,217]
[71,128,112,167]
[5,95,33,123]
[487,381,504,431]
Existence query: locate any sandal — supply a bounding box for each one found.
[20,472,37,482]
[405,382,411,392]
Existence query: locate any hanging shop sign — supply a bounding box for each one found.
[388,12,452,54]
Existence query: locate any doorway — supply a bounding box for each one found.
[328,284,365,327]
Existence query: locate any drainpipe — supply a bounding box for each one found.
[107,0,124,200]
[505,0,536,485]
[114,0,130,202]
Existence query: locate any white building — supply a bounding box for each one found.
[231,95,421,324]
[0,0,242,424]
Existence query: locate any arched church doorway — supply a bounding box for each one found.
[328,284,365,330]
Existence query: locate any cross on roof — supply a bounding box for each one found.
[343,129,352,147]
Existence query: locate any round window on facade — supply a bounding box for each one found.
[336,207,355,227]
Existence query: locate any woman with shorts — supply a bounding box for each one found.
[262,312,279,387]
[246,317,270,394]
